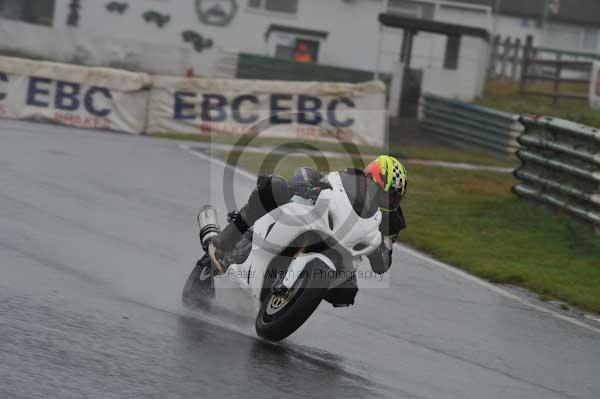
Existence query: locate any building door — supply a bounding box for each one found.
[400,68,422,118]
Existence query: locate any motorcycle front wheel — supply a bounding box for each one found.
[255,259,330,341]
[182,254,215,310]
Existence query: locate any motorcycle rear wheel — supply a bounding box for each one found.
[255,259,330,341]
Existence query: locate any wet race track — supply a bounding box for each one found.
[1,120,600,399]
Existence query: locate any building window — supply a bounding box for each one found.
[274,38,319,63]
[275,44,295,60]
[248,0,298,14]
[293,39,318,63]
[444,35,460,70]
[0,0,55,26]
[266,25,326,63]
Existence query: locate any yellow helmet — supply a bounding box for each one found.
[364,155,408,211]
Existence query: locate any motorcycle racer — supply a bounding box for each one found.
[206,155,408,276]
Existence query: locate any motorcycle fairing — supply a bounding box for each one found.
[225,172,382,300]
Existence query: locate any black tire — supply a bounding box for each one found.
[182,254,215,310]
[255,260,330,341]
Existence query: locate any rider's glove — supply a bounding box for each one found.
[368,235,395,274]
[294,184,322,200]
[227,210,240,224]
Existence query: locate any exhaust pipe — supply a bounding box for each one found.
[198,206,220,250]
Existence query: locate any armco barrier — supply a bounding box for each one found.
[420,94,523,156]
[0,56,151,134]
[514,116,600,227]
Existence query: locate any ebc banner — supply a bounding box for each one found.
[147,77,386,146]
[0,56,150,134]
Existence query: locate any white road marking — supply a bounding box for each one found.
[179,144,257,181]
[405,159,513,173]
[180,141,514,173]
[181,144,600,336]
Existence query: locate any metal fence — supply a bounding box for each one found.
[488,35,527,81]
[419,94,522,156]
[514,116,600,228]
[520,38,597,104]
[488,34,596,102]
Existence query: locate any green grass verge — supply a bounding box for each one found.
[476,80,600,128]
[153,132,517,168]
[219,150,600,313]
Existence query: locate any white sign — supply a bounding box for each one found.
[0,56,150,134]
[0,56,388,146]
[147,77,387,146]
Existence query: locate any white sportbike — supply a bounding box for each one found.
[182,172,383,341]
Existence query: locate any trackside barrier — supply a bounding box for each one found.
[147,77,387,147]
[514,116,600,228]
[0,56,151,134]
[420,94,523,156]
[0,56,387,146]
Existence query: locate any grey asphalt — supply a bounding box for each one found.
[1,119,599,399]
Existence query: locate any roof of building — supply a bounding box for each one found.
[379,13,490,40]
[446,0,600,27]
[264,24,329,41]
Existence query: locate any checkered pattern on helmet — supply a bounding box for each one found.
[391,162,404,193]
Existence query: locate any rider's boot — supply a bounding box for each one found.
[209,211,250,274]
[209,174,292,274]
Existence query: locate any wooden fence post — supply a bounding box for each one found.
[553,53,562,104]
[520,35,534,95]
[512,38,521,81]
[500,37,511,78]
[489,35,501,78]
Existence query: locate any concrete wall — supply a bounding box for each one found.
[0,1,492,74]
[0,0,499,100]
[420,36,489,100]
[0,18,192,75]
[47,0,385,75]
[379,1,491,100]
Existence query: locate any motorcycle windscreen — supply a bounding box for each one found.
[339,172,381,219]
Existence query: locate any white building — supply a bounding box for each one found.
[0,1,595,103]
[462,0,600,53]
